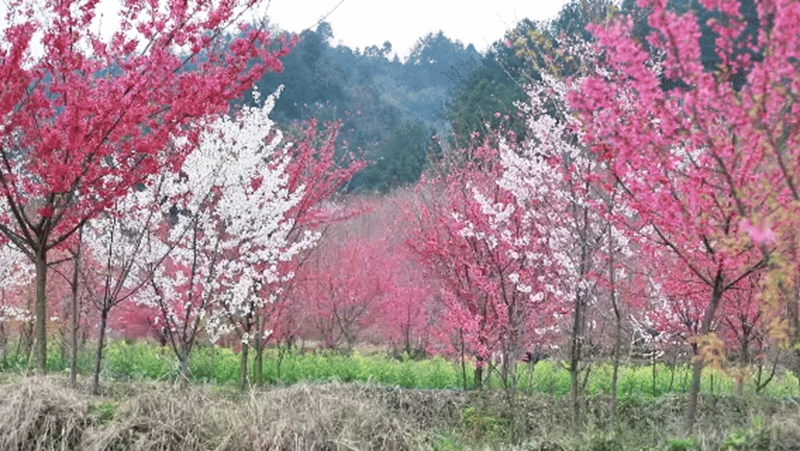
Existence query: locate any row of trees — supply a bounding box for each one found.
[407,0,800,433]
[274,0,799,434]
[0,0,368,394]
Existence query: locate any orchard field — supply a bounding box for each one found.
[2,0,800,449]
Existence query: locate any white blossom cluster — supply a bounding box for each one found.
[0,243,33,324]
[497,75,587,304]
[104,87,316,346]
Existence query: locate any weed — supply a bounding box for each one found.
[666,437,698,451]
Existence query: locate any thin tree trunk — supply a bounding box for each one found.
[34,249,48,375]
[276,342,286,381]
[610,317,621,428]
[179,352,190,385]
[240,341,249,390]
[570,364,580,425]
[91,308,109,395]
[668,355,677,393]
[460,328,467,390]
[608,216,621,430]
[0,320,6,368]
[70,230,82,387]
[652,351,657,397]
[569,290,585,427]
[254,312,263,386]
[788,288,800,388]
[685,357,704,430]
[685,279,724,434]
[737,338,748,397]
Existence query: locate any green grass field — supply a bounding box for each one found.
[2,339,798,399]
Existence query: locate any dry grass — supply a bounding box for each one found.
[0,376,91,451]
[1,376,799,450]
[0,377,459,451]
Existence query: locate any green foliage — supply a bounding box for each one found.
[720,417,772,451]
[666,437,698,451]
[445,20,538,146]
[4,339,800,404]
[89,401,117,425]
[461,405,508,441]
[352,119,437,192]
[103,340,173,380]
[248,22,481,193]
[432,435,462,451]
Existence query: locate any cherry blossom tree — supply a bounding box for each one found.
[499,55,625,421]
[292,230,388,352]
[82,179,176,393]
[568,0,798,430]
[248,121,365,383]
[379,243,436,357]
[410,140,560,390]
[0,0,288,373]
[135,88,312,383]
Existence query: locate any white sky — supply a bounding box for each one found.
[260,0,568,59]
[1,0,568,60]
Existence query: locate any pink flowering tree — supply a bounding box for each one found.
[0,0,288,373]
[410,140,561,390]
[291,229,389,352]
[567,0,798,429]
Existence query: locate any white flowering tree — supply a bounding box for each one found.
[82,179,175,393]
[409,137,563,391]
[498,39,631,424]
[136,88,317,383]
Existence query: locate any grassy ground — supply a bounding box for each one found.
[3,339,798,398]
[0,374,799,450]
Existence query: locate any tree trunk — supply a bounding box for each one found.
[91,308,109,395]
[685,356,704,432]
[685,279,724,434]
[570,364,580,425]
[737,336,748,397]
[254,313,263,386]
[70,233,81,387]
[460,328,467,390]
[240,341,249,390]
[608,220,621,430]
[0,320,6,368]
[652,351,658,397]
[178,352,190,385]
[569,290,585,427]
[788,288,800,388]
[34,250,48,375]
[610,315,621,429]
[474,363,483,390]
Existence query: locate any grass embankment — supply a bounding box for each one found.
[0,375,799,450]
[3,340,797,398]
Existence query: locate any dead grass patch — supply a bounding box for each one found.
[0,376,91,451]
[0,376,799,450]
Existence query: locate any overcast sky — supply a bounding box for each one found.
[1,0,568,60]
[261,0,568,59]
